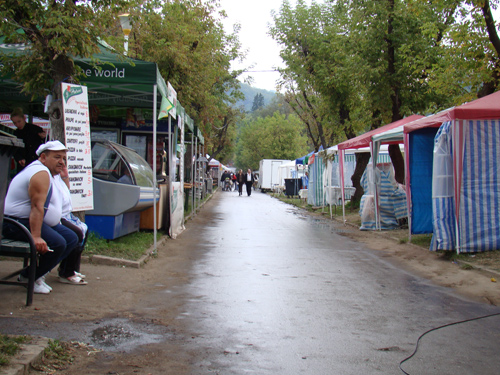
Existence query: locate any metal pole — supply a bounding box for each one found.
[168,115,172,236]
[152,84,157,254]
[191,132,194,216]
[194,137,198,213]
[180,115,185,227]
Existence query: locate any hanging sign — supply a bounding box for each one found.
[61,82,94,211]
[167,82,177,119]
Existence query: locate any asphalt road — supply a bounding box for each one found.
[0,188,499,374]
[176,188,500,374]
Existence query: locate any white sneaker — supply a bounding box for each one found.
[18,275,51,294]
[39,275,52,291]
[34,278,51,294]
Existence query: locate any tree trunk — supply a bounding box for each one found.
[388,144,405,184]
[350,152,370,204]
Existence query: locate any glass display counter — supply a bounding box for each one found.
[85,140,159,239]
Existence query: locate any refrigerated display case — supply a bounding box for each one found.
[85,140,160,239]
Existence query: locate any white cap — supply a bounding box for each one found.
[36,140,68,156]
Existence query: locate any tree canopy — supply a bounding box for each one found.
[118,0,245,164]
[271,0,500,148]
[0,0,245,157]
[235,110,309,171]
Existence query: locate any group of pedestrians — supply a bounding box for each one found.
[224,169,255,196]
[3,108,88,294]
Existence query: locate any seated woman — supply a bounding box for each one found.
[54,172,88,285]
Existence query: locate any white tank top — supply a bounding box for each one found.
[5,161,63,227]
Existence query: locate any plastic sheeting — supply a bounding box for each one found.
[359,163,407,230]
[307,154,325,206]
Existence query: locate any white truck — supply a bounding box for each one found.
[258,159,292,192]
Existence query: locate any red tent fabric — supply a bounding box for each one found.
[404,90,500,133]
[337,114,424,150]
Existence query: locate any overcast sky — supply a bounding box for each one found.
[218,0,301,92]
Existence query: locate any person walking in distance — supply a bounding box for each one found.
[236,169,244,196]
[245,168,255,196]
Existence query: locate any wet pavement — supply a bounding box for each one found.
[175,189,500,374]
[1,188,500,374]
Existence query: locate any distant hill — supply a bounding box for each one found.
[234,83,276,112]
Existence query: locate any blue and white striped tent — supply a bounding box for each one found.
[431,120,500,252]
[402,90,500,252]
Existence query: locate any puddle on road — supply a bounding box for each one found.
[89,318,170,352]
[286,208,356,233]
[0,316,172,353]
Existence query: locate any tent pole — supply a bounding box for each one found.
[152,84,157,254]
[194,137,198,213]
[340,149,346,224]
[180,114,185,228]
[404,133,412,243]
[191,132,195,215]
[370,141,380,231]
[168,114,172,236]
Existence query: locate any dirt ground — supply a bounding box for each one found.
[1,194,499,374]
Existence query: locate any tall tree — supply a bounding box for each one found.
[271,0,464,199]
[0,0,128,141]
[251,93,265,111]
[130,0,244,159]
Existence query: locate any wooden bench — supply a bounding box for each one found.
[0,218,37,306]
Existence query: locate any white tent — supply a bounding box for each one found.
[324,145,393,219]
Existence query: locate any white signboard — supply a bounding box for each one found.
[167,81,177,119]
[61,83,94,211]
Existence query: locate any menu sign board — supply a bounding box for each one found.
[61,83,94,211]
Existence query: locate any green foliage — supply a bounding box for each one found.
[270,0,500,147]
[250,93,294,119]
[131,0,245,160]
[235,111,309,170]
[86,230,163,261]
[0,335,29,366]
[0,0,129,99]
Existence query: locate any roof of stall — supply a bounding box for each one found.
[337,114,424,150]
[404,90,500,133]
[0,37,204,140]
[0,38,168,108]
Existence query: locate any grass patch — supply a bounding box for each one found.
[0,335,30,366]
[271,193,308,209]
[43,340,73,367]
[409,234,433,248]
[86,230,165,261]
[451,250,500,272]
[31,339,74,373]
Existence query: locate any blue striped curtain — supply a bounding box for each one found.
[431,120,500,252]
[459,120,500,252]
